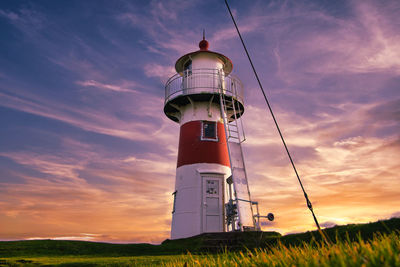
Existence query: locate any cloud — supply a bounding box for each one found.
[26,233,102,242]
[367,99,400,123]
[0,87,175,144]
[334,136,365,148]
[241,88,400,234]
[0,152,86,184]
[0,133,177,243]
[0,7,46,34]
[143,63,175,83]
[76,80,139,93]
[0,10,19,21]
[116,3,196,57]
[320,221,337,228]
[390,211,400,219]
[279,1,400,78]
[210,19,259,44]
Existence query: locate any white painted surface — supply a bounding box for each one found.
[171,163,231,240]
[202,174,224,233]
[191,53,224,71]
[180,102,223,126]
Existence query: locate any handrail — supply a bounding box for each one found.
[164,68,244,105]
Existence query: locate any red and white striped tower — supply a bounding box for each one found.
[164,37,255,239]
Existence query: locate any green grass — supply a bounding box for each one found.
[1,232,399,266]
[164,231,400,267]
[0,255,180,266]
[0,218,399,266]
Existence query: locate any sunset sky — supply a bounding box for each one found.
[0,0,399,244]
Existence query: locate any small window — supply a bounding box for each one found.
[183,59,192,76]
[201,121,218,141]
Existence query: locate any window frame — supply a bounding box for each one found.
[183,59,192,76]
[201,121,218,141]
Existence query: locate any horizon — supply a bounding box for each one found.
[0,0,399,244]
[2,216,400,245]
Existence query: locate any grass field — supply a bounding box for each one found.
[165,232,400,267]
[1,218,399,266]
[0,255,180,266]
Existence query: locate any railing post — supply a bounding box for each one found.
[164,69,243,106]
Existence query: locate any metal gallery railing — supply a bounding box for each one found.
[165,68,244,104]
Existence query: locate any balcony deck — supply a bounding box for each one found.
[164,69,244,123]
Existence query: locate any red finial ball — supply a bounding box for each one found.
[199,39,209,51]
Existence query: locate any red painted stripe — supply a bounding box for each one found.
[177,121,230,168]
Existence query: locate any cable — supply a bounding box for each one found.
[224,0,330,244]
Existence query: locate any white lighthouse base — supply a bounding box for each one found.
[171,163,231,240]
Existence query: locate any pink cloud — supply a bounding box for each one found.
[76,80,139,93]
[0,88,176,144]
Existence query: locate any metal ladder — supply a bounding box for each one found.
[217,71,256,232]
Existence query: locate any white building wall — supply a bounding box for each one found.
[191,53,224,71]
[171,163,231,240]
[180,102,222,126]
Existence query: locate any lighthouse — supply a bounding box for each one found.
[164,36,259,239]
